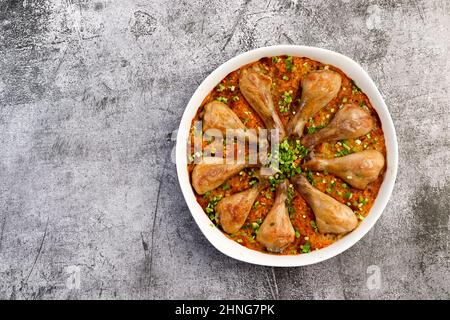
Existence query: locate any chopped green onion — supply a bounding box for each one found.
[216,96,228,103]
[278,91,293,113]
[285,56,294,72]
[308,124,325,134]
[310,220,318,232]
[300,242,311,253]
[216,83,225,92]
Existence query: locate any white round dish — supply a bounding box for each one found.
[176,45,398,267]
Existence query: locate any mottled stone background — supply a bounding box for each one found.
[0,0,448,300]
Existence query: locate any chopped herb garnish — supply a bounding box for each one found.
[216,83,225,92]
[203,191,211,199]
[342,142,351,150]
[358,196,368,205]
[267,174,282,191]
[282,74,289,81]
[205,206,214,214]
[216,96,228,103]
[272,56,281,64]
[300,242,311,253]
[351,80,361,95]
[295,230,301,238]
[306,170,314,184]
[274,138,309,178]
[205,194,223,224]
[335,149,350,157]
[232,95,239,102]
[307,124,325,134]
[310,220,318,232]
[222,183,231,190]
[285,56,294,72]
[278,91,293,113]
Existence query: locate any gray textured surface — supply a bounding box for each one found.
[0,0,449,300]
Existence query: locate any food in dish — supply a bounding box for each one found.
[291,175,358,234]
[286,70,342,137]
[256,180,295,253]
[187,55,386,255]
[300,103,374,148]
[239,68,287,139]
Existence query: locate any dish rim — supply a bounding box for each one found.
[176,45,398,267]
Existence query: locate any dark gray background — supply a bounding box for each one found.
[0,0,448,299]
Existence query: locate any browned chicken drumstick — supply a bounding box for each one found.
[301,103,374,148]
[256,180,295,253]
[192,158,247,195]
[287,70,342,137]
[239,68,286,139]
[203,101,259,143]
[203,101,247,132]
[303,150,385,190]
[291,175,358,234]
[216,181,267,234]
[203,100,269,157]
